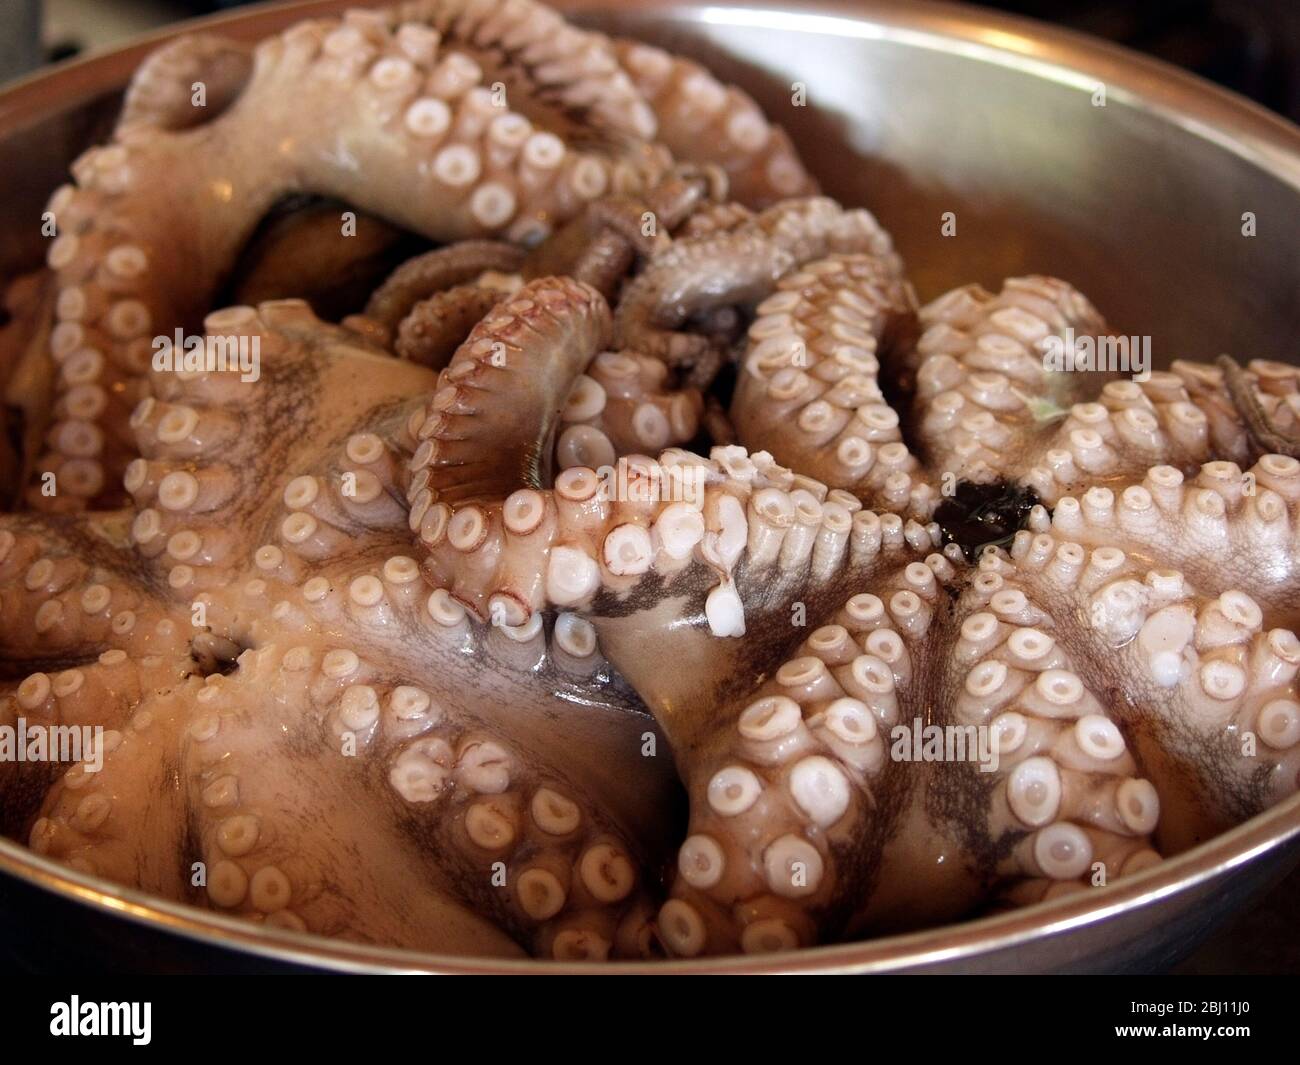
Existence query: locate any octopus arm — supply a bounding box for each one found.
[1002,509,1300,851]
[615,197,900,370]
[125,301,435,594]
[26,0,695,511]
[731,251,929,513]
[612,39,819,208]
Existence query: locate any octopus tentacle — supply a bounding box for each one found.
[364,240,525,334]
[365,670,659,959]
[185,531,673,842]
[407,275,610,506]
[731,252,931,513]
[1001,522,1300,851]
[527,194,670,279]
[24,661,196,888]
[125,301,434,591]
[1,649,196,850]
[392,0,660,146]
[1216,354,1300,459]
[654,559,929,956]
[555,351,703,471]
[946,561,1162,894]
[906,278,1295,505]
[176,641,516,951]
[521,164,722,301]
[500,474,952,952]
[418,442,938,631]
[1037,456,1300,617]
[614,197,901,370]
[612,39,817,208]
[117,34,254,135]
[908,277,1116,492]
[0,513,192,671]
[395,283,512,368]
[1018,359,1280,503]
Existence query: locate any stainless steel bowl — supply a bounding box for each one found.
[2,0,1299,973]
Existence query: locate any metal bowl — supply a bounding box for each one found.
[2,0,1298,973]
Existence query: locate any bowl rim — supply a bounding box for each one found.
[2,0,1299,973]
[5,783,1300,973]
[3,0,1299,191]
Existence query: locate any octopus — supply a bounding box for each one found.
[1,0,1298,963]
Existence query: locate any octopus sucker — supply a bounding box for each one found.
[27,0,798,514]
[405,274,612,506]
[730,251,929,513]
[1,0,1297,964]
[117,34,256,136]
[362,240,525,336]
[520,164,726,301]
[610,39,818,208]
[614,196,901,373]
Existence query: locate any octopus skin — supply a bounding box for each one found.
[22,0,815,514]
[1,0,1298,964]
[730,251,928,515]
[2,301,679,957]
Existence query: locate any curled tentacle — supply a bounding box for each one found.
[364,240,525,334]
[903,277,1271,505]
[522,165,724,301]
[908,280,1291,507]
[615,197,902,372]
[406,275,611,507]
[395,283,513,368]
[555,351,703,471]
[613,39,818,208]
[907,277,1114,492]
[117,34,254,134]
[731,252,930,514]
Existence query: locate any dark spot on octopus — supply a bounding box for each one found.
[935,480,1043,562]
